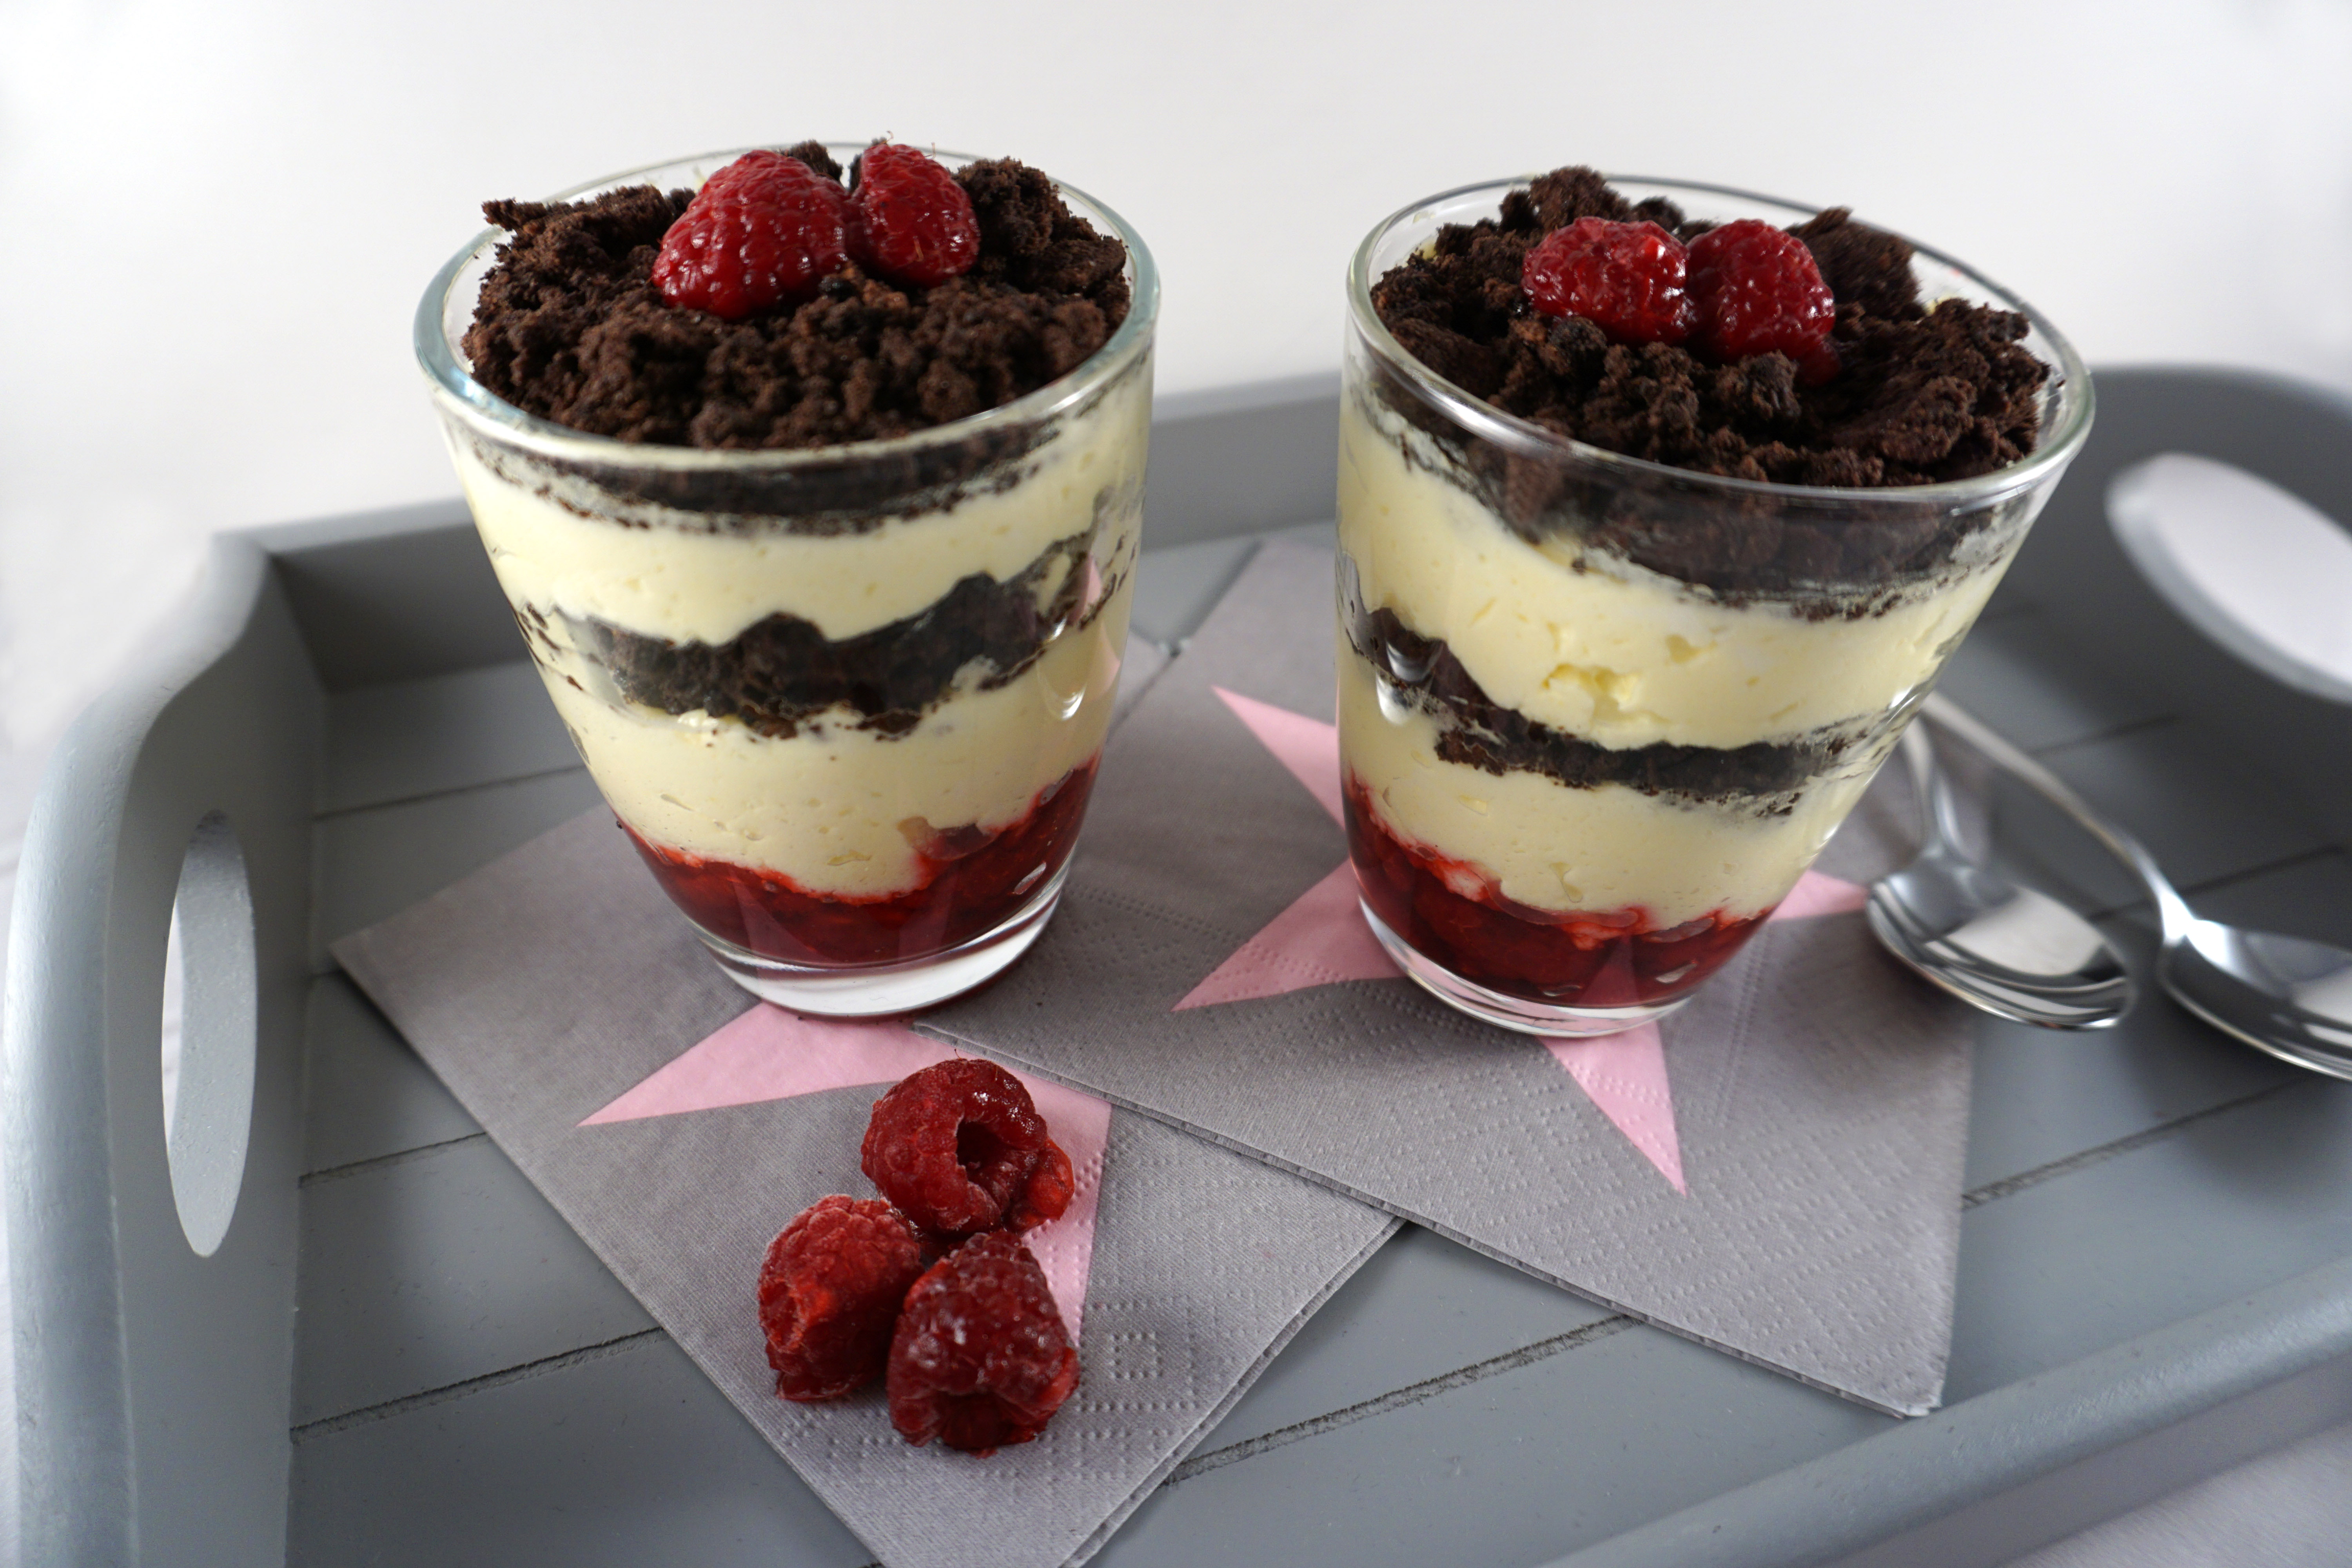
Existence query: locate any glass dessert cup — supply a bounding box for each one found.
[1339,177,2092,1037]
[417,146,1156,1016]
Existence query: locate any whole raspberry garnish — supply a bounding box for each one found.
[888,1232,1079,1454]
[757,1196,933,1401]
[652,149,849,321]
[862,1058,1062,1236]
[1687,218,1837,367]
[848,143,981,289]
[1521,218,1696,346]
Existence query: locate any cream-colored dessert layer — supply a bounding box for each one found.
[454,369,1150,647]
[1339,653,1874,925]
[546,593,1129,898]
[1338,397,2004,751]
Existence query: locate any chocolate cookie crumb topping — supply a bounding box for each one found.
[463,149,1130,450]
[1370,167,2047,488]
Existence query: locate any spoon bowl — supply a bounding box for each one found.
[1923,694,2352,1079]
[1867,722,2134,1028]
[2161,923,2352,1079]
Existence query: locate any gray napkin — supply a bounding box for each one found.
[924,538,1976,1417]
[333,791,1396,1568]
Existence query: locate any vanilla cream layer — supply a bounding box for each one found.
[1340,653,1874,925]
[454,368,1151,647]
[1337,397,2006,751]
[544,593,1130,898]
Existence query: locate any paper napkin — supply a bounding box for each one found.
[924,539,1978,1416]
[331,632,1397,1568]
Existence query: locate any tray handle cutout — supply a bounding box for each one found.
[2107,453,2352,707]
[160,811,258,1258]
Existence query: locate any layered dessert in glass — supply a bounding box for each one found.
[1340,169,2091,1036]
[416,143,1154,1014]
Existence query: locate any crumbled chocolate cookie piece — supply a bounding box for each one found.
[1819,299,2047,477]
[1369,166,2047,489]
[463,152,1129,450]
[781,140,844,182]
[1391,318,1504,400]
[958,158,1131,304]
[1512,165,1638,230]
[1791,207,1921,321]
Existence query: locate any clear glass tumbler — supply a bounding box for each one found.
[416,146,1156,1016]
[1339,177,2091,1036]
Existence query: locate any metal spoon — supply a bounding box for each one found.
[1868,717,2134,1028]
[1920,694,2352,1080]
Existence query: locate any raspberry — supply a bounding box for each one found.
[757,1196,931,1401]
[1794,338,1842,388]
[1686,219,1837,366]
[888,1232,1079,1454]
[1005,1138,1074,1232]
[848,143,980,289]
[652,150,849,320]
[862,1058,1058,1235]
[1521,218,1695,346]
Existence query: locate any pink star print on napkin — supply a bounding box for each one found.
[581,1009,1112,1342]
[1175,687,1869,1196]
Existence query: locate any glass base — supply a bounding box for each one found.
[696,865,1069,1017]
[1360,899,1693,1038]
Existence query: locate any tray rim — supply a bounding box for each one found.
[11,368,2352,1568]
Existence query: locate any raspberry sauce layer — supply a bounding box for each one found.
[629,758,1098,967]
[1344,775,1770,1010]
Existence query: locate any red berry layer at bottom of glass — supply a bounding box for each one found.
[1343,775,1773,1011]
[627,757,1100,968]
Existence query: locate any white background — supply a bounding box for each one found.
[3,0,2351,1560]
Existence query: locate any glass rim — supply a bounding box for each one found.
[415,142,1160,471]
[1345,172,2094,508]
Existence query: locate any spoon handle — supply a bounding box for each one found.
[1900,721,1969,856]
[1917,694,2196,935]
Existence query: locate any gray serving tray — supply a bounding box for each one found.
[9,368,2352,1568]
